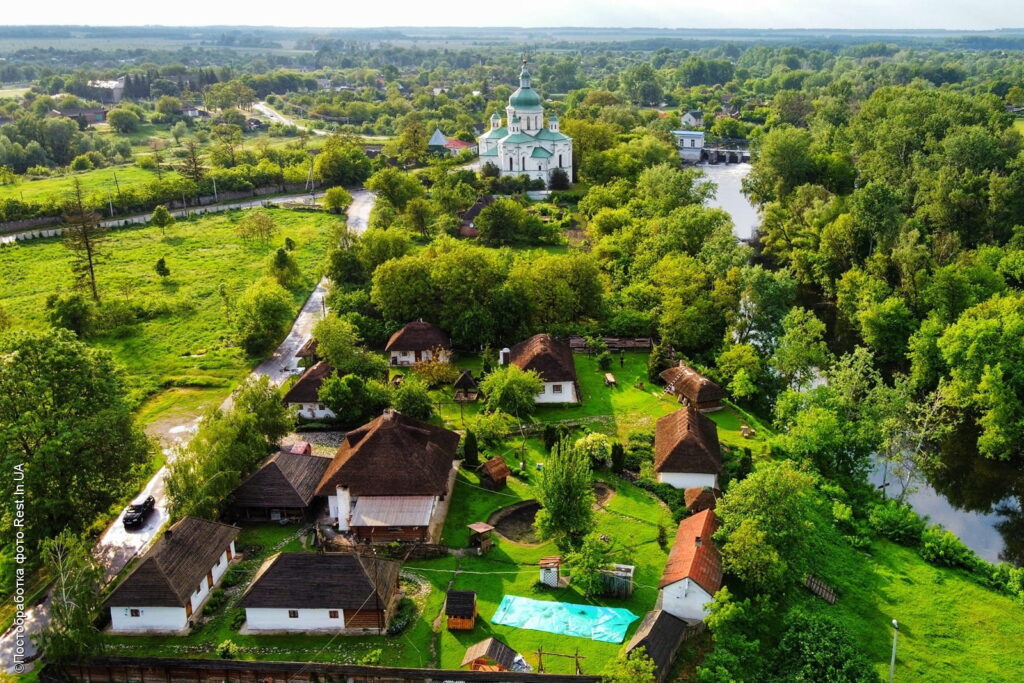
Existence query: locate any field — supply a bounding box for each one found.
[0,164,172,203]
[0,208,341,409]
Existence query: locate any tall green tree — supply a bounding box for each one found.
[62,179,107,303]
[534,439,595,547]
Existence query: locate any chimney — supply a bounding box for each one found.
[165,530,173,540]
[695,535,702,547]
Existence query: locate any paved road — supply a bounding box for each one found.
[253,101,326,136]
[0,190,375,673]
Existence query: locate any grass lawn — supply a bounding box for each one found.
[798,537,1024,681]
[0,208,341,410]
[0,164,174,203]
[1014,118,1024,135]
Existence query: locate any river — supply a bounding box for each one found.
[698,162,759,240]
[697,161,1024,566]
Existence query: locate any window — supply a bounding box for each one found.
[288,610,299,618]
[552,384,563,394]
[129,609,141,617]
[329,610,339,619]
[509,158,513,171]
[559,154,563,166]
[690,139,695,147]
[318,404,325,411]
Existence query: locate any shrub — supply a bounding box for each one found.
[386,597,418,635]
[221,566,246,588]
[624,429,654,471]
[574,432,614,469]
[868,499,926,546]
[919,524,980,571]
[596,351,613,371]
[69,154,94,172]
[204,588,226,612]
[228,608,246,631]
[216,639,239,659]
[467,411,515,448]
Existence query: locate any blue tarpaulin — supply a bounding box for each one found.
[491,595,639,643]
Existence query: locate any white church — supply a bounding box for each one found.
[478,61,574,185]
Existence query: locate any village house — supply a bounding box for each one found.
[315,410,460,542]
[88,76,126,103]
[681,110,704,128]
[659,509,722,622]
[282,360,335,420]
[654,407,723,490]
[48,107,108,124]
[459,194,495,237]
[228,450,331,521]
[671,130,705,163]
[384,321,452,366]
[500,333,579,404]
[444,138,478,156]
[660,361,724,412]
[241,552,400,634]
[105,517,239,633]
[626,609,690,682]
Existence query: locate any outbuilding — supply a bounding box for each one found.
[659,361,724,412]
[478,455,510,490]
[654,407,723,490]
[461,637,522,672]
[659,509,722,623]
[445,590,478,630]
[229,450,330,521]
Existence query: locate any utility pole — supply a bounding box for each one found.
[212,176,218,202]
[889,619,899,683]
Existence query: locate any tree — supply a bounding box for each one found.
[480,365,543,416]
[565,532,612,597]
[33,531,104,667]
[45,292,94,336]
[106,108,140,133]
[323,186,353,214]
[365,168,424,211]
[269,248,302,289]
[370,256,437,323]
[170,121,189,144]
[574,432,614,469]
[475,197,539,245]
[392,375,433,421]
[155,95,184,117]
[463,429,480,467]
[154,257,170,279]
[392,113,429,164]
[714,460,826,595]
[601,648,657,683]
[402,197,436,238]
[548,167,570,190]
[313,316,362,371]
[314,135,372,187]
[179,139,206,183]
[770,307,831,389]
[151,204,175,235]
[62,179,107,302]
[534,439,595,547]
[233,278,294,354]
[0,330,149,551]
[233,375,294,442]
[236,209,278,243]
[768,611,880,681]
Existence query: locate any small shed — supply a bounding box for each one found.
[461,637,518,672]
[467,522,495,552]
[539,556,563,588]
[453,370,480,403]
[288,441,313,456]
[599,563,636,598]
[479,456,511,490]
[445,590,478,630]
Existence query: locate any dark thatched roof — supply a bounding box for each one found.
[105,517,239,608]
[295,338,319,358]
[508,334,576,383]
[445,590,477,618]
[461,194,494,224]
[282,360,334,405]
[684,487,720,513]
[230,451,331,509]
[461,637,517,669]
[661,509,722,596]
[626,610,689,680]
[654,407,722,475]
[453,370,478,391]
[480,456,510,481]
[240,552,399,609]
[316,410,460,497]
[660,362,723,404]
[385,321,451,352]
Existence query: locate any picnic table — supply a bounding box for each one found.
[604,373,617,386]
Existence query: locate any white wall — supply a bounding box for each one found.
[661,578,714,622]
[291,402,335,420]
[245,607,346,631]
[109,606,187,632]
[328,487,352,531]
[389,349,450,366]
[535,381,578,404]
[658,471,718,490]
[188,545,233,614]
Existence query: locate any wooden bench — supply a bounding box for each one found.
[604,373,617,386]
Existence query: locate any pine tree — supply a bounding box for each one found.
[62,179,107,303]
[463,429,479,467]
[155,257,170,279]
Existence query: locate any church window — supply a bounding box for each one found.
[509,157,513,171]
[558,154,563,166]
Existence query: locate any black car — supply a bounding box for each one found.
[123,495,156,530]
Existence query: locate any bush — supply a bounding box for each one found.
[386,597,418,635]
[596,351,613,371]
[919,524,980,571]
[467,411,515,448]
[868,499,926,546]
[227,608,246,631]
[204,588,226,612]
[624,429,654,471]
[216,639,239,659]
[69,154,94,172]
[220,565,246,588]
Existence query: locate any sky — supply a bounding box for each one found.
[2,0,1024,31]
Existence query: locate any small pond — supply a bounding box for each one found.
[490,500,542,544]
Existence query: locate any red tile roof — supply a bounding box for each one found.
[660,509,722,596]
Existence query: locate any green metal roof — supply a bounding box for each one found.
[479,147,499,156]
[509,87,542,109]
[501,132,536,144]
[534,128,569,141]
[481,126,508,139]
[531,147,553,159]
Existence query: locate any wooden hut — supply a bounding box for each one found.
[479,456,511,490]
[539,556,563,587]
[467,522,495,552]
[453,370,480,402]
[445,590,478,630]
[659,361,724,412]
[461,637,518,672]
[599,563,636,598]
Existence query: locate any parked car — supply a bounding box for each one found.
[123,495,155,530]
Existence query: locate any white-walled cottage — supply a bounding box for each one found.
[241,552,400,633]
[384,321,452,367]
[282,360,335,420]
[659,509,722,622]
[500,334,579,404]
[671,130,705,163]
[653,407,723,490]
[105,517,239,633]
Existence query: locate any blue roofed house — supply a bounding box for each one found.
[477,60,574,185]
[428,128,450,155]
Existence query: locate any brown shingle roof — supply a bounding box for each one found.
[445,590,477,618]
[105,517,239,608]
[315,410,459,497]
[660,509,722,595]
[230,451,331,509]
[453,370,478,391]
[626,610,689,679]
[282,360,334,405]
[461,194,494,224]
[660,362,723,404]
[683,487,720,513]
[385,321,451,352]
[295,338,319,358]
[654,408,722,475]
[508,334,576,383]
[461,637,518,669]
[480,455,510,480]
[240,552,399,609]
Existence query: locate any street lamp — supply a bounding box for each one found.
[889,619,899,683]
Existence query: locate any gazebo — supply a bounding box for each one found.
[467,522,495,552]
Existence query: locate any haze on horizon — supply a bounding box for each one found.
[2,0,1024,32]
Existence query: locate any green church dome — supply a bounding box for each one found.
[509,86,542,109]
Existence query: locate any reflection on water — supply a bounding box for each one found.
[872,423,1024,566]
[698,162,759,240]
